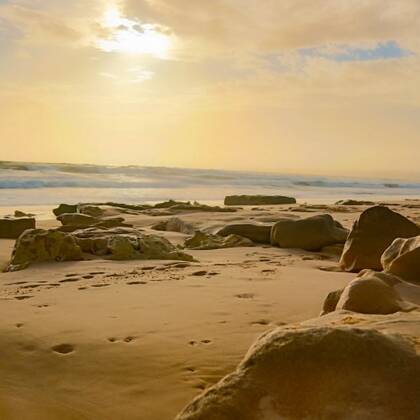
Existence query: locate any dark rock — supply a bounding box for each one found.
[224,195,296,206]
[0,217,35,239]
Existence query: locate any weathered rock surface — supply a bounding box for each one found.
[0,217,36,239]
[78,205,104,217]
[73,227,194,261]
[151,217,195,235]
[217,223,272,244]
[224,195,296,206]
[57,213,130,231]
[176,315,420,420]
[14,210,35,217]
[340,206,419,272]
[322,270,416,315]
[270,214,348,251]
[185,232,254,250]
[57,213,98,227]
[382,236,420,285]
[8,229,83,271]
[52,204,78,216]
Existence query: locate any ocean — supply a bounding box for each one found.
[1,161,420,208]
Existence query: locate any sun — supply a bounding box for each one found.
[97,7,172,59]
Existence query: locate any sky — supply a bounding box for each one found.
[0,0,419,179]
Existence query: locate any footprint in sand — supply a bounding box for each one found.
[51,343,74,354]
[78,287,88,290]
[124,336,136,343]
[91,284,110,288]
[82,275,94,279]
[192,270,207,276]
[200,339,212,345]
[261,269,275,273]
[235,293,255,299]
[14,295,33,300]
[15,323,24,328]
[59,278,81,283]
[36,304,49,308]
[6,281,27,286]
[21,284,42,289]
[89,272,105,275]
[65,273,79,278]
[127,281,147,285]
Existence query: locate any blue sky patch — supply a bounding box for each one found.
[299,41,413,62]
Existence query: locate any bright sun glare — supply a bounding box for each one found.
[97,7,171,59]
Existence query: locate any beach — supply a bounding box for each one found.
[0,198,419,419]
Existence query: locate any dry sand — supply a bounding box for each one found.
[0,201,419,419]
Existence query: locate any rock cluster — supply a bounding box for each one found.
[340,206,419,272]
[7,227,194,271]
[321,270,416,316]
[224,195,296,206]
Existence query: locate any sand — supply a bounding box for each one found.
[0,201,419,419]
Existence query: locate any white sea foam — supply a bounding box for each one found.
[1,161,419,206]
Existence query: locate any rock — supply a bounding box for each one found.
[334,270,416,315]
[224,195,296,206]
[217,223,272,244]
[52,204,78,217]
[73,227,194,262]
[108,236,137,260]
[0,217,35,239]
[340,206,419,272]
[14,210,34,217]
[151,217,195,234]
[320,288,344,315]
[78,205,104,217]
[382,236,420,285]
[57,213,98,227]
[8,229,83,271]
[176,323,420,420]
[185,231,254,250]
[270,214,348,251]
[335,199,375,206]
[154,200,191,209]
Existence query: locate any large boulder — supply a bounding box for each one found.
[151,217,195,235]
[340,206,419,272]
[176,324,420,420]
[224,195,296,206]
[0,217,35,239]
[382,236,420,285]
[52,203,78,217]
[217,223,272,244]
[322,270,416,315]
[270,214,348,251]
[8,229,83,271]
[185,231,254,250]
